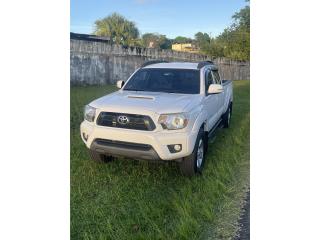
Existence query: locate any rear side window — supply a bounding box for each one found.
[213,71,221,84]
[205,69,214,94]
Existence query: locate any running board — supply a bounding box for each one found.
[208,119,223,140]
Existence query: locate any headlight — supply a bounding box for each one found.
[158,113,188,130]
[84,105,96,122]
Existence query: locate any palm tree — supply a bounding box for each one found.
[93,13,139,46]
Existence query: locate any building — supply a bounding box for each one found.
[172,43,199,53]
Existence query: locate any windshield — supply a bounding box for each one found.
[123,68,200,94]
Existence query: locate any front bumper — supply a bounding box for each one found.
[80,121,198,161]
[91,139,161,161]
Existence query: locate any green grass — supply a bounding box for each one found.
[70,81,250,240]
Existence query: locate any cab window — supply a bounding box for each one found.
[205,69,214,94]
[212,71,221,84]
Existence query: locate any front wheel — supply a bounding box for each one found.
[179,128,206,176]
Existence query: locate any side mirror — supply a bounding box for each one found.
[208,84,223,94]
[116,80,124,89]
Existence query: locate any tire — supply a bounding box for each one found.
[222,103,232,128]
[179,128,206,176]
[88,149,114,163]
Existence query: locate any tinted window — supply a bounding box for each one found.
[205,70,214,94]
[213,71,221,84]
[123,68,200,94]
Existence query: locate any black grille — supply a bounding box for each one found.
[95,139,152,151]
[96,112,156,131]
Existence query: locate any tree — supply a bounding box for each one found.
[194,32,211,53]
[142,33,158,48]
[220,3,250,60]
[93,13,139,46]
[159,36,172,49]
[232,5,250,30]
[174,36,192,44]
[195,32,210,44]
[198,1,250,60]
[232,2,250,31]
[215,27,250,60]
[142,33,171,49]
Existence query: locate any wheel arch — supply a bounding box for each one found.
[191,111,208,153]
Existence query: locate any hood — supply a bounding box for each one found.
[90,90,203,114]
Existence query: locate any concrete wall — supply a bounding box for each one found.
[70,39,250,85]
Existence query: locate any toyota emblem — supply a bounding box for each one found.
[117,115,129,124]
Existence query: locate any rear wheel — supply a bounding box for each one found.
[88,149,114,163]
[179,128,206,176]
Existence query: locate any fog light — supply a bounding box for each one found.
[167,144,182,153]
[174,144,181,151]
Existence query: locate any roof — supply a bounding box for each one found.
[143,62,199,70]
[70,32,111,43]
[143,62,217,70]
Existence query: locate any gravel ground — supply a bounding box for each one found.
[235,191,250,240]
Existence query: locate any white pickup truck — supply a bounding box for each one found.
[80,60,233,176]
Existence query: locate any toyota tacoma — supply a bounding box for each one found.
[80,60,233,176]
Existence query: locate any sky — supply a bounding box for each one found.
[71,0,248,39]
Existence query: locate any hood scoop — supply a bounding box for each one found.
[127,95,155,100]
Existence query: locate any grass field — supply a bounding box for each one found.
[70,80,250,240]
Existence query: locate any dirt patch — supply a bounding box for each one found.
[235,191,250,240]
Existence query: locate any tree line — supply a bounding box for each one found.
[93,1,249,61]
